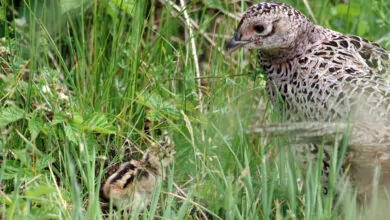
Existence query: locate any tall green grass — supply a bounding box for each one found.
[1,0,389,219]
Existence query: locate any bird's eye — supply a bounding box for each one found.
[254,25,265,33]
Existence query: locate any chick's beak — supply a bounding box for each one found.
[226,31,246,52]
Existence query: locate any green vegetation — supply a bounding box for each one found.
[1,0,389,219]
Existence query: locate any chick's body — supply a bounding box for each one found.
[102,142,174,212]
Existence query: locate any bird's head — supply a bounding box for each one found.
[227,2,312,56]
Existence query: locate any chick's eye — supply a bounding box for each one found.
[253,25,265,33]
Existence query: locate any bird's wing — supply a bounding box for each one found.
[330,35,390,85]
[345,35,390,72]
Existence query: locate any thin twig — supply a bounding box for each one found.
[6,2,19,16]
[118,135,145,155]
[20,174,42,191]
[181,110,195,147]
[173,182,208,219]
[178,0,203,111]
[165,73,251,82]
[302,0,318,24]
[0,190,11,203]
[160,0,237,63]
[162,191,222,219]
[15,129,44,157]
[0,59,30,103]
[177,0,206,142]
[47,50,62,77]
[218,9,241,21]
[48,162,71,219]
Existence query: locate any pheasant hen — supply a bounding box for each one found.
[227,2,390,196]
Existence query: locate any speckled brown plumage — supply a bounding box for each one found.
[101,136,174,212]
[228,2,390,196]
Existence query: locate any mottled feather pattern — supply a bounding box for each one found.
[260,29,390,124]
[228,2,390,196]
[101,136,175,211]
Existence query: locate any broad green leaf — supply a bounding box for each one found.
[28,112,43,140]
[11,149,32,166]
[91,126,116,134]
[139,92,163,108]
[139,92,180,121]
[84,113,115,134]
[109,0,136,14]
[51,114,68,125]
[64,122,81,144]
[0,160,33,180]
[60,0,92,14]
[0,106,25,127]
[146,109,165,122]
[72,112,84,124]
[35,155,56,170]
[24,185,57,197]
[52,112,83,125]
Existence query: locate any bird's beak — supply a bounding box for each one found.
[226,31,246,53]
